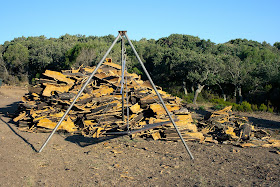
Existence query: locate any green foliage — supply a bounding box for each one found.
[211,98,256,112]
[213,103,226,110]
[251,104,258,111]
[31,78,36,85]
[211,98,233,106]
[259,104,267,112]
[129,67,143,75]
[3,43,29,74]
[201,90,220,101]
[35,73,40,79]
[168,88,194,104]
[273,42,280,50]
[2,43,29,84]
[65,43,96,68]
[268,106,274,113]
[240,101,252,112]
[198,105,205,111]
[236,104,244,112]
[183,93,194,104]
[264,84,273,92]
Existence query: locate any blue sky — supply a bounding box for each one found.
[1,0,279,45]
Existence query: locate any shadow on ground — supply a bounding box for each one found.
[0,101,21,116]
[188,107,211,121]
[0,117,38,152]
[65,134,124,147]
[0,100,38,152]
[247,116,280,129]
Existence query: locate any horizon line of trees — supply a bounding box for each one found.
[1,34,280,110]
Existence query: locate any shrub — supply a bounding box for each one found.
[211,98,223,104]
[35,73,40,79]
[259,104,267,112]
[199,105,205,111]
[264,84,272,92]
[196,93,206,103]
[181,92,194,104]
[211,98,240,111]
[240,101,252,112]
[212,103,226,110]
[5,75,20,85]
[251,104,258,111]
[268,106,274,113]
[201,90,219,101]
[231,103,238,111]
[236,104,244,112]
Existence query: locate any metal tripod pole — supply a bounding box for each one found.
[121,36,125,122]
[124,32,194,159]
[38,33,121,153]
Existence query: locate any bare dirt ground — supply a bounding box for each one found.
[0,86,279,186]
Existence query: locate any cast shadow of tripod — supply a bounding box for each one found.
[0,102,38,152]
[64,134,125,147]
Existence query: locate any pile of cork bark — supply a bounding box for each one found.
[197,106,280,148]
[13,60,200,141]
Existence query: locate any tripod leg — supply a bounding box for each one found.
[121,36,125,122]
[38,33,121,153]
[124,33,194,160]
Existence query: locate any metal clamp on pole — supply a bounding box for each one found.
[118,31,127,36]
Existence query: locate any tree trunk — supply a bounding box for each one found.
[183,81,188,95]
[193,84,205,105]
[191,85,194,92]
[217,84,226,101]
[0,62,9,79]
[233,86,237,103]
[223,94,226,101]
[234,84,243,103]
[238,85,243,103]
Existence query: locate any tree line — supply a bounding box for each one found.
[1,34,280,110]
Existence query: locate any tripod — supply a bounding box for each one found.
[38,31,194,160]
